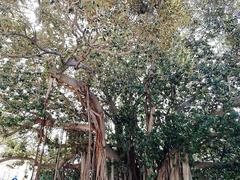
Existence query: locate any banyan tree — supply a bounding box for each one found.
[0,0,240,179]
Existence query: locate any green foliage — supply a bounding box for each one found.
[0,0,240,179]
[2,139,29,158]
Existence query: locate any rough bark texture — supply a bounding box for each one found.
[157,150,192,180]
[51,71,106,180]
[128,146,140,180]
[182,154,192,180]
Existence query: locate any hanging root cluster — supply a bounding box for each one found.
[51,72,106,180]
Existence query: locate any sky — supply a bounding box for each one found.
[0,161,31,180]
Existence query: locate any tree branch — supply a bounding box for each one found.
[232,96,240,107]
[3,122,33,137]
[2,32,62,57]
[63,122,95,133]
[97,48,133,56]
[0,156,80,170]
[194,161,240,169]
[0,157,34,164]
[4,52,48,59]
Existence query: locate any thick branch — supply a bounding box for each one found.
[65,57,94,72]
[63,122,95,133]
[0,157,79,170]
[50,71,103,114]
[106,145,119,161]
[0,157,34,164]
[57,153,76,169]
[41,163,80,170]
[194,161,240,169]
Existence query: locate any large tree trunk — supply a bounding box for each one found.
[157,150,192,180]
[50,70,106,180]
[128,146,140,180]
[80,152,88,180]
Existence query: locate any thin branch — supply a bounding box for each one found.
[44,76,54,106]
[176,96,196,111]
[2,32,62,57]
[232,95,240,107]
[97,48,133,56]
[3,122,33,137]
[4,52,48,59]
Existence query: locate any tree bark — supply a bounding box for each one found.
[157,150,192,180]
[50,71,106,180]
[128,146,140,180]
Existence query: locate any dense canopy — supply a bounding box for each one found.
[0,0,240,179]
